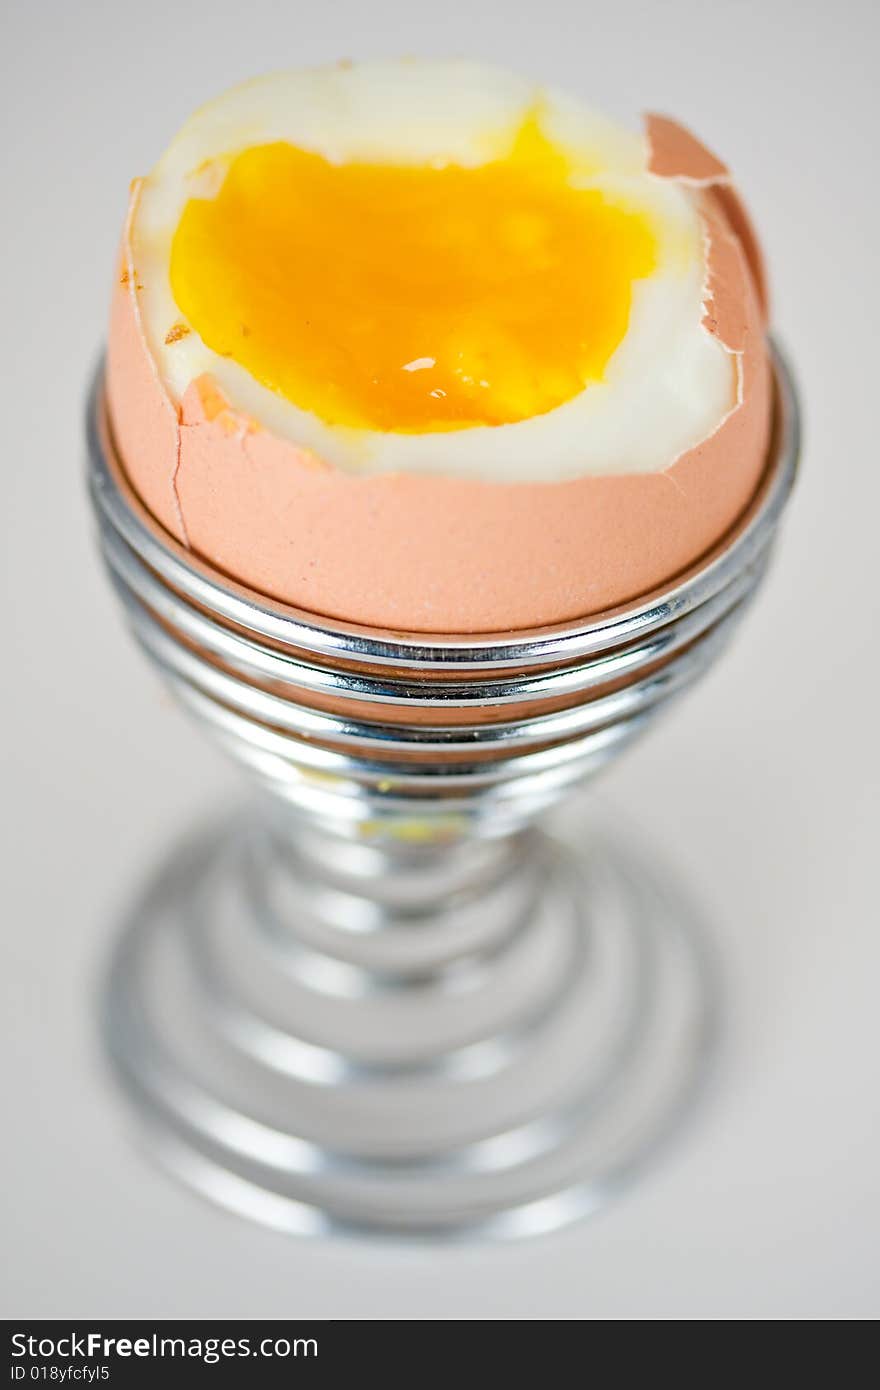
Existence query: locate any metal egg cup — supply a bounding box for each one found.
[87,346,798,1239]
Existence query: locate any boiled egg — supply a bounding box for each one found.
[107,59,771,632]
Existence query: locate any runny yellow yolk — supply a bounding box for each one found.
[169,113,658,432]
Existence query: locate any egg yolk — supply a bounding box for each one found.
[169,113,657,432]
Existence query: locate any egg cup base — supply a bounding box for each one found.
[100,805,718,1241]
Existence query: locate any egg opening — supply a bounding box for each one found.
[129,63,737,481]
[169,111,660,434]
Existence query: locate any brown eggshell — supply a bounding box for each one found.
[106,141,772,634]
[644,112,769,318]
[106,182,186,544]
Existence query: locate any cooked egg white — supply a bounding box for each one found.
[131,59,734,481]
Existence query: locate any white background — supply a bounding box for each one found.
[2,0,878,1319]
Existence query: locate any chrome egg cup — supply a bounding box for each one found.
[88,347,798,1239]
